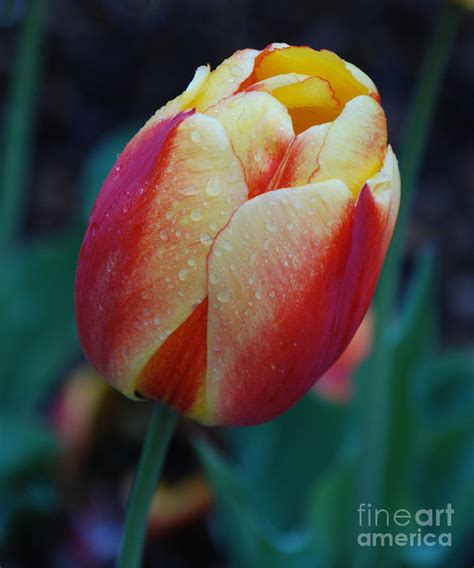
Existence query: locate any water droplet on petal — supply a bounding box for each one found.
[180,185,199,196]
[191,209,202,222]
[200,232,212,246]
[191,130,202,143]
[255,290,262,300]
[178,269,188,281]
[229,64,243,78]
[205,175,223,197]
[160,229,168,241]
[217,290,231,303]
[265,221,278,232]
[122,199,132,213]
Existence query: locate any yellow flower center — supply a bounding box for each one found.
[250,46,370,133]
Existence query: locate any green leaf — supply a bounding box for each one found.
[413,350,474,555]
[0,230,82,409]
[225,394,348,530]
[384,250,438,507]
[353,251,438,567]
[195,439,318,568]
[306,459,353,567]
[0,414,57,484]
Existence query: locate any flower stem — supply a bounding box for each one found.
[117,403,177,568]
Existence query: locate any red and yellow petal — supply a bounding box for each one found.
[75,111,248,400]
[206,91,294,198]
[273,95,387,197]
[193,48,259,112]
[203,147,399,425]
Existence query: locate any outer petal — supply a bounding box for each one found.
[344,61,379,101]
[147,65,210,125]
[192,48,260,112]
[75,111,248,399]
[207,91,294,197]
[204,147,399,425]
[273,95,387,197]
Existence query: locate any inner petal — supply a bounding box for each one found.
[243,46,371,133]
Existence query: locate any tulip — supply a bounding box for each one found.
[51,366,109,469]
[145,473,212,534]
[76,43,400,426]
[313,311,373,404]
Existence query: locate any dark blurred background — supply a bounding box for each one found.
[0,1,473,567]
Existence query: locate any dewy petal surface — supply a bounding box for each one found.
[193,48,259,112]
[274,95,387,197]
[207,91,294,197]
[75,111,247,397]
[204,147,400,425]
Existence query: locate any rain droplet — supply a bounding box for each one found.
[286,222,294,231]
[263,238,271,251]
[178,269,188,281]
[122,199,132,213]
[153,316,161,326]
[210,272,219,284]
[191,209,202,222]
[205,176,223,197]
[191,130,202,143]
[180,185,199,196]
[160,229,168,241]
[187,258,196,267]
[265,221,278,232]
[255,290,262,300]
[217,290,231,303]
[229,64,243,78]
[223,240,233,251]
[200,232,212,246]
[249,252,257,266]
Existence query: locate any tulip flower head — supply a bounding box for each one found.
[76,44,400,426]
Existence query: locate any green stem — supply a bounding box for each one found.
[375,0,461,323]
[355,3,462,568]
[0,0,49,251]
[117,404,177,568]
